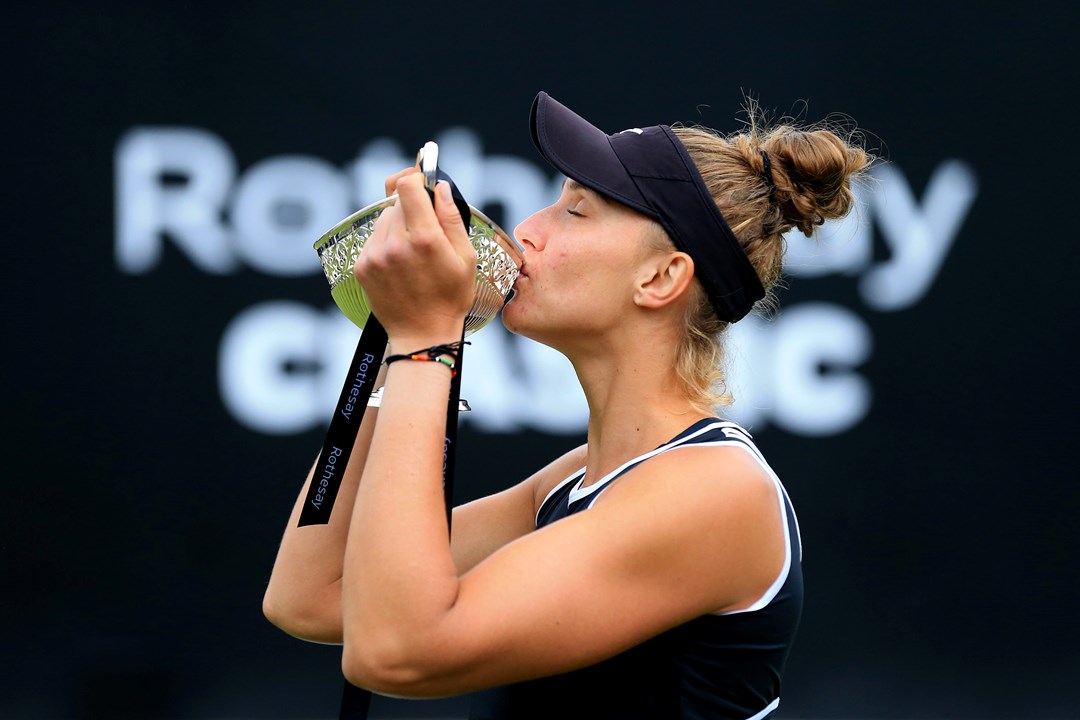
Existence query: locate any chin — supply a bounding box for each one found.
[500,300,547,344]
[500,295,524,330]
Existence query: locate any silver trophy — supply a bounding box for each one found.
[314,141,523,336]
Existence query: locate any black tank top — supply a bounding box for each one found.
[469,419,803,720]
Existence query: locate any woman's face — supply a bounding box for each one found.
[501,178,658,346]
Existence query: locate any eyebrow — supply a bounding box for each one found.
[563,177,609,204]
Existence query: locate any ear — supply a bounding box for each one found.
[633,252,695,309]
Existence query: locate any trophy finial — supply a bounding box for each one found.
[419,141,439,192]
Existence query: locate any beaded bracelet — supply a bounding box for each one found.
[384,341,470,378]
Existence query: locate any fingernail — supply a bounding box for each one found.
[437,180,452,202]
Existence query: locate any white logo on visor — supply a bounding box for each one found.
[619,128,644,135]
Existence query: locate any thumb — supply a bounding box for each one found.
[435,181,475,259]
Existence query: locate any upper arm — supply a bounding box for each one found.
[394,445,786,696]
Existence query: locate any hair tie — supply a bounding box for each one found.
[759,150,776,188]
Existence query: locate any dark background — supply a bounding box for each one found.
[4,2,1078,719]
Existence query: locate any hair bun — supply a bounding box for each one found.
[763,127,869,237]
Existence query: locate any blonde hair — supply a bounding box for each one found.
[663,109,872,413]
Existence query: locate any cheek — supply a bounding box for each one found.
[550,245,573,269]
[550,246,596,290]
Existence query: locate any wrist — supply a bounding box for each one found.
[384,339,469,378]
[387,336,463,357]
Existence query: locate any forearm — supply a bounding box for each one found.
[341,350,463,679]
[263,363,387,642]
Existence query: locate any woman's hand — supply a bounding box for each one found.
[354,171,478,348]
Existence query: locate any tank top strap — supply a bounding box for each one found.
[537,419,752,525]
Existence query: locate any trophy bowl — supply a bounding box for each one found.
[313,142,523,335]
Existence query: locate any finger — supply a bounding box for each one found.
[383,167,417,198]
[355,204,400,279]
[368,203,401,250]
[393,172,443,239]
[434,181,475,257]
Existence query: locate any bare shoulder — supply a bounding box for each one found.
[598,442,783,540]
[588,443,786,613]
[614,441,776,502]
[596,440,778,504]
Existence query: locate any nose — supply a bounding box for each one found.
[513,206,549,252]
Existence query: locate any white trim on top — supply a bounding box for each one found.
[535,466,587,526]
[745,697,780,720]
[567,421,735,504]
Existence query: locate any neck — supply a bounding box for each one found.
[564,321,711,487]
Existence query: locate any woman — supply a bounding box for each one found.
[264,91,870,719]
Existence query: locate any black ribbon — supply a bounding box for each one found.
[297,317,387,527]
[431,167,473,229]
[339,681,373,720]
[443,326,465,532]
